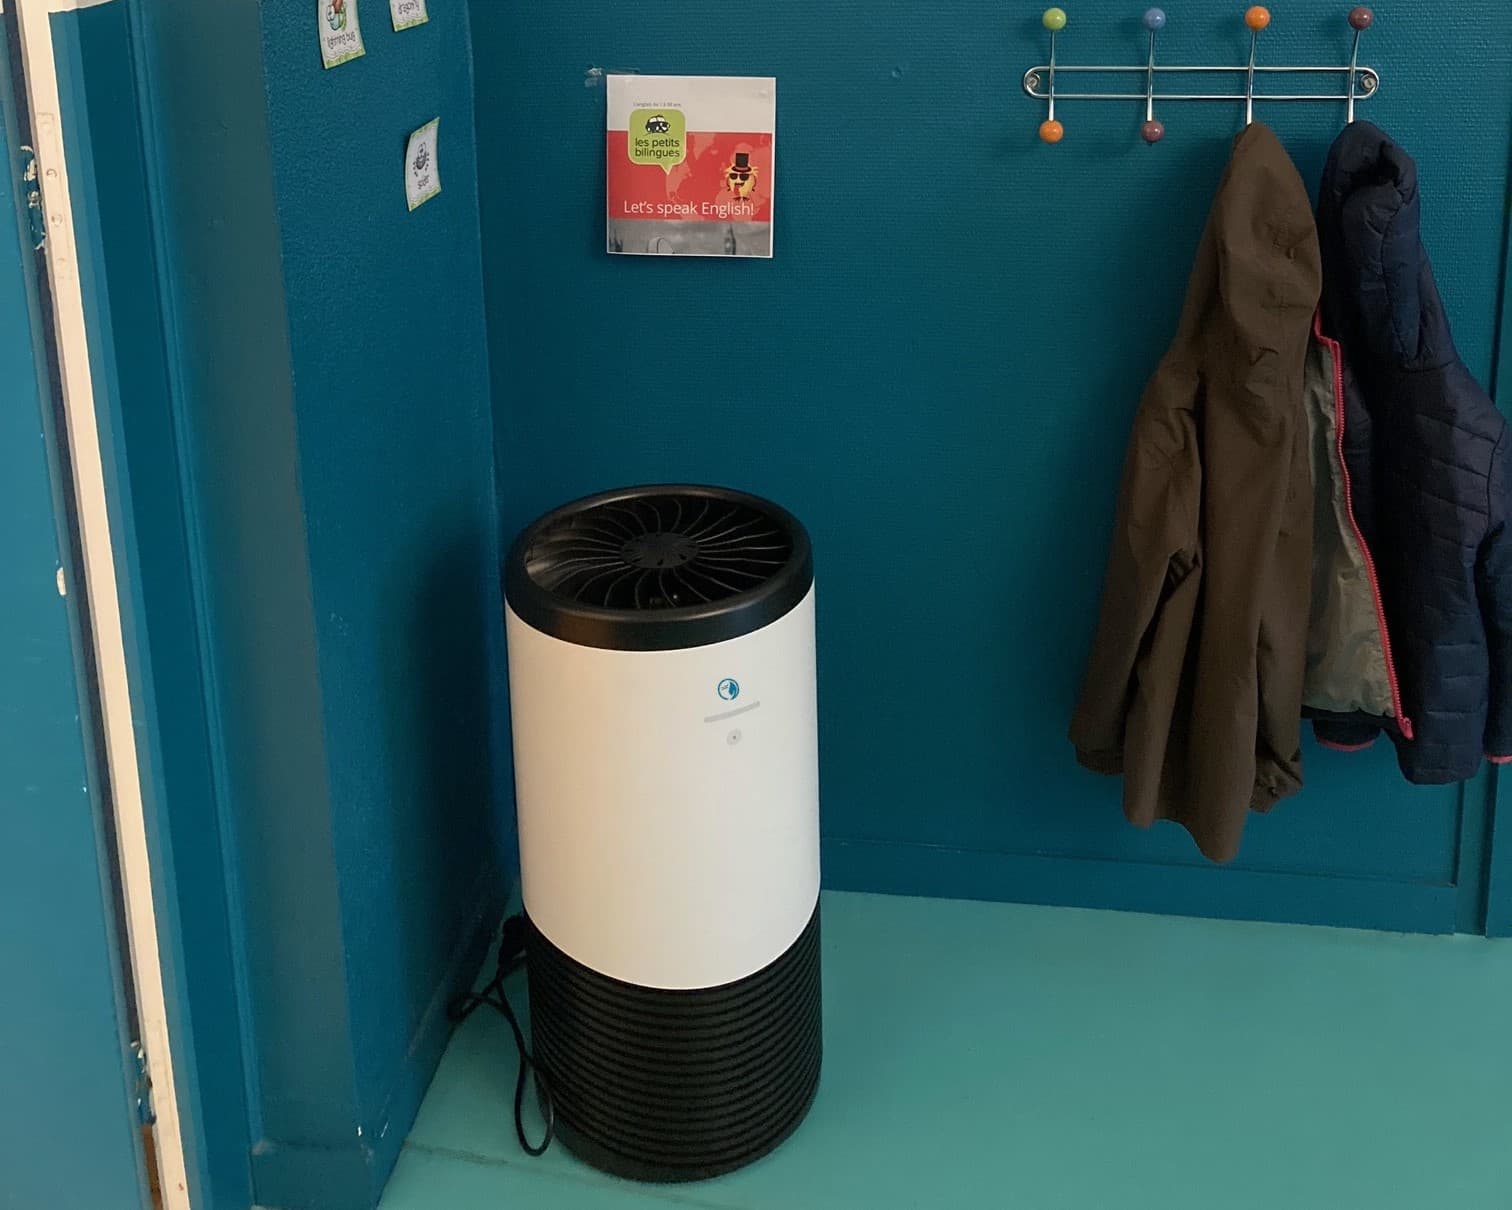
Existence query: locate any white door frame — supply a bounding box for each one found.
[11,0,189,1204]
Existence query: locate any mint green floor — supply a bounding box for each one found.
[381,891,1512,1210]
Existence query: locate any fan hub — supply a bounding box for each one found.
[621,531,698,570]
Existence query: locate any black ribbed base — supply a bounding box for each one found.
[525,904,822,1183]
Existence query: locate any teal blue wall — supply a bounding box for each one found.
[471,2,1512,931]
[111,1,509,1206]
[256,8,509,1199]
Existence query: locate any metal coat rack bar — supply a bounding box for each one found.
[1024,6,1380,144]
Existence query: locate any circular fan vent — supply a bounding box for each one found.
[505,486,813,651]
[528,493,790,609]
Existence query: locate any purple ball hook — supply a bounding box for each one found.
[1143,7,1166,32]
[1348,6,1373,31]
[1141,119,1166,144]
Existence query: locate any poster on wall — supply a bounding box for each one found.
[606,75,776,258]
[405,119,441,211]
[318,0,366,68]
[390,0,428,30]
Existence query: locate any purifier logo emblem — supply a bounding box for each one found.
[717,678,740,702]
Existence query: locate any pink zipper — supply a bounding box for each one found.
[1314,312,1413,740]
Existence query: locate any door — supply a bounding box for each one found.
[0,6,189,1205]
[0,45,150,1210]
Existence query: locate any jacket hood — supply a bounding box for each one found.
[1210,123,1319,306]
[1317,120,1456,372]
[1172,123,1320,405]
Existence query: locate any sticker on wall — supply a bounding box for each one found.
[405,119,441,211]
[389,0,428,31]
[318,0,366,68]
[606,75,776,258]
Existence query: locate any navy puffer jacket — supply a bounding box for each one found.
[1310,121,1512,780]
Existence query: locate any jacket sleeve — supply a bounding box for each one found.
[1069,407,1198,772]
[1477,429,1512,763]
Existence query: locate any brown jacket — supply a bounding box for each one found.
[1069,124,1322,863]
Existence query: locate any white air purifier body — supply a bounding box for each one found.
[503,485,821,1182]
[508,590,819,990]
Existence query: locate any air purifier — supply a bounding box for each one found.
[504,484,821,1182]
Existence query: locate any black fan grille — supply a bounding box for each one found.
[527,904,822,1181]
[523,494,793,611]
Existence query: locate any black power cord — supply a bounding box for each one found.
[447,915,555,1157]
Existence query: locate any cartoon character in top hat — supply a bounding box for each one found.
[724,151,759,201]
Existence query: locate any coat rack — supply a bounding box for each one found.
[1024,6,1379,144]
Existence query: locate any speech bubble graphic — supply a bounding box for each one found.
[628,108,687,174]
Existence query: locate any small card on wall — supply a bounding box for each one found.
[606,75,776,258]
[405,119,441,211]
[318,0,366,69]
[390,0,428,31]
